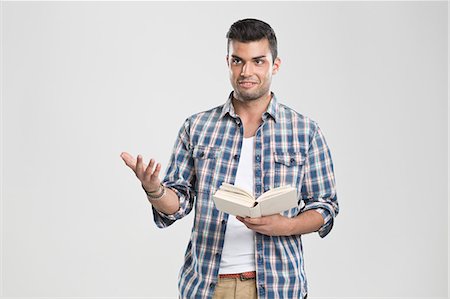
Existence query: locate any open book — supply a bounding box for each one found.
[213,183,298,218]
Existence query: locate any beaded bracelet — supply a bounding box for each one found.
[142,183,166,200]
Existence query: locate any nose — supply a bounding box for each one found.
[240,62,253,77]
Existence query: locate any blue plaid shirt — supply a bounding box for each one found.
[153,93,339,298]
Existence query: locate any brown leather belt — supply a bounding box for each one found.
[219,271,256,280]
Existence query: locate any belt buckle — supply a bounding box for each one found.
[239,272,252,281]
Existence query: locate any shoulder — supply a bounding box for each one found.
[187,104,223,122]
[177,104,225,136]
[277,102,319,134]
[182,104,224,127]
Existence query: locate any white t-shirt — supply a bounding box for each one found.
[218,136,256,274]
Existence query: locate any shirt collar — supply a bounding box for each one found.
[219,91,279,123]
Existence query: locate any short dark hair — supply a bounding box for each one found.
[226,18,278,62]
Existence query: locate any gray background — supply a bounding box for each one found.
[1,1,448,298]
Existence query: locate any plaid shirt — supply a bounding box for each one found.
[153,93,339,299]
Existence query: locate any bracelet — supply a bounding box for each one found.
[142,183,166,200]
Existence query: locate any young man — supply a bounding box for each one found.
[121,18,339,299]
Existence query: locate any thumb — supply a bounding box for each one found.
[120,152,136,170]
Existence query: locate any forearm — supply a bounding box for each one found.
[147,187,180,215]
[238,209,325,236]
[288,210,324,236]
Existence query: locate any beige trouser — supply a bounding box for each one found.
[212,277,257,299]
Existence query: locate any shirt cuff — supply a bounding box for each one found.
[151,186,186,228]
[301,203,335,238]
[313,208,333,238]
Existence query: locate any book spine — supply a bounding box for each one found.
[249,205,262,218]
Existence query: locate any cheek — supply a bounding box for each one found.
[260,72,272,82]
[258,67,272,80]
[230,68,241,79]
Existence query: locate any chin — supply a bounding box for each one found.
[236,92,260,102]
[237,88,268,102]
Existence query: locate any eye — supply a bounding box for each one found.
[231,58,242,65]
[254,59,265,65]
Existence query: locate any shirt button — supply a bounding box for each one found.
[215,252,220,258]
[290,157,295,163]
[199,152,205,158]
[210,282,215,288]
[255,155,261,162]
[233,154,239,160]
[221,219,226,225]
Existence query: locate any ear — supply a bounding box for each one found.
[272,57,281,75]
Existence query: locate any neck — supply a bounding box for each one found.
[232,92,272,121]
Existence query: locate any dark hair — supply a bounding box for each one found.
[226,18,278,62]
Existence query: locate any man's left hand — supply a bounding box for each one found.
[236,214,293,236]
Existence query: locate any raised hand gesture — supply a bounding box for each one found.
[120,152,162,193]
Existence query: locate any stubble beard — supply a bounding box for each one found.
[233,79,271,103]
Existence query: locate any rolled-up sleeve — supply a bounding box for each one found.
[152,118,196,228]
[300,124,339,238]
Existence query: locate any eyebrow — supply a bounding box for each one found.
[231,55,267,61]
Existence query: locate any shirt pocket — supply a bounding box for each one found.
[273,151,305,187]
[192,145,222,193]
[274,151,305,167]
[192,145,222,159]
[273,151,305,217]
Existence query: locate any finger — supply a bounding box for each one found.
[152,163,162,178]
[144,159,156,180]
[149,159,156,172]
[243,217,263,225]
[242,223,264,235]
[241,220,265,231]
[120,152,137,170]
[136,155,145,179]
[240,221,253,230]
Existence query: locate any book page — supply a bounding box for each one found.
[213,184,298,217]
[257,185,293,202]
[220,183,254,199]
[213,195,253,217]
[257,188,298,216]
[214,190,255,207]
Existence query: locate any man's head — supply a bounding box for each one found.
[226,18,278,63]
[226,19,281,103]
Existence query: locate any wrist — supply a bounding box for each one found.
[142,183,166,200]
[285,216,297,236]
[143,184,159,194]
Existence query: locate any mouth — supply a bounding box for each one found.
[238,81,258,89]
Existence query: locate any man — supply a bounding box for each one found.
[121,18,338,299]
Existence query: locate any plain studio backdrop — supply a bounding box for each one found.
[1,1,448,298]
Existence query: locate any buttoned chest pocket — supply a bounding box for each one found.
[273,151,305,187]
[273,151,305,217]
[192,145,222,191]
[193,145,222,160]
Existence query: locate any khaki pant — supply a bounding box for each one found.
[212,277,257,299]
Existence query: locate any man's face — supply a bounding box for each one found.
[227,38,281,103]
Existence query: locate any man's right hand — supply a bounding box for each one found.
[120,152,162,193]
